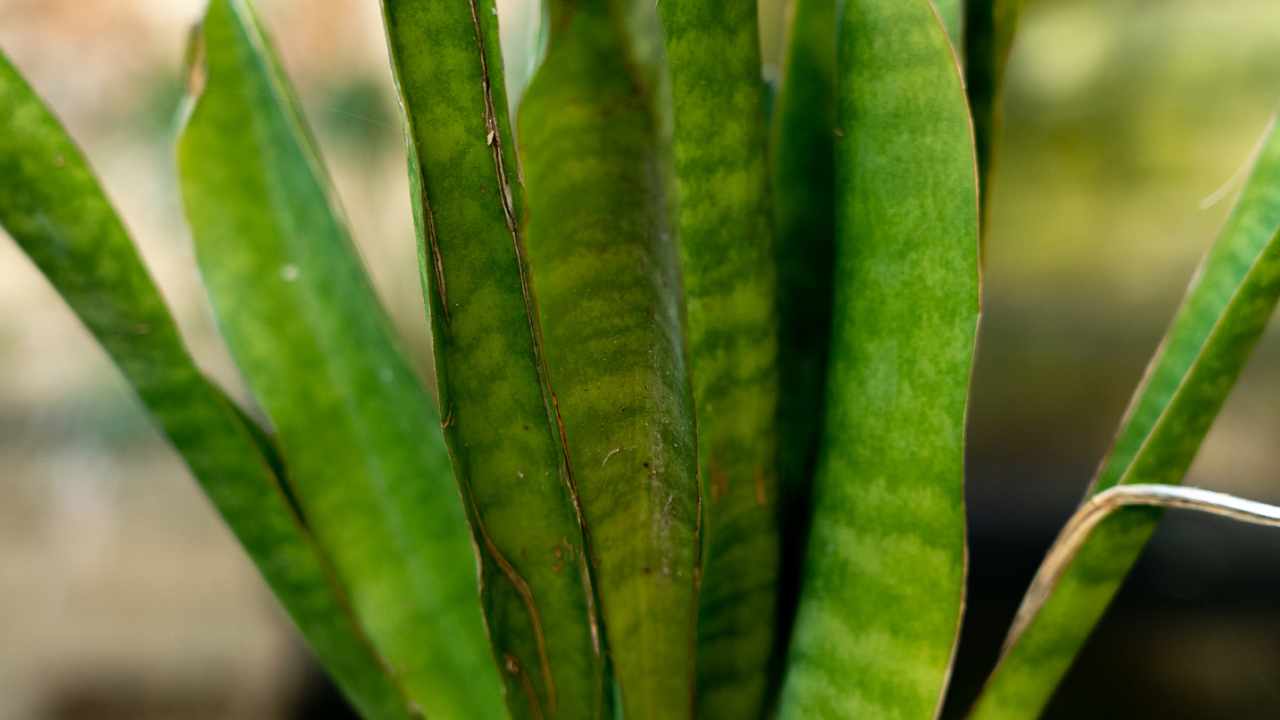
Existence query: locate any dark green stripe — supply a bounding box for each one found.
[519,1,701,716]
[659,2,783,715]
[382,0,604,716]
[779,0,980,716]
[770,0,837,681]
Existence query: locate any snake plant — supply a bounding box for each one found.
[2,0,1278,718]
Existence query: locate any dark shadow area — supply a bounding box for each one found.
[289,666,359,720]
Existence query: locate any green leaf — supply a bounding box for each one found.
[381,1,604,717]
[971,116,1280,720]
[770,0,836,670]
[976,483,1280,720]
[518,1,701,717]
[777,0,980,717]
[963,0,1026,212]
[0,48,412,720]
[659,1,782,716]
[175,2,506,717]
[933,0,965,48]
[972,484,1280,720]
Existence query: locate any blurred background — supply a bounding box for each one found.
[0,0,1277,717]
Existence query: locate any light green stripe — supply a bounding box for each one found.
[778,0,980,717]
[177,2,506,716]
[519,1,701,716]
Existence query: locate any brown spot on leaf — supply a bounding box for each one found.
[710,463,728,503]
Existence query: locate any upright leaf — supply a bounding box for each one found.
[176,2,505,717]
[518,0,701,716]
[778,0,980,717]
[659,2,782,716]
[971,117,1280,720]
[381,2,603,717]
[770,0,836,671]
[0,48,412,720]
[963,0,1026,211]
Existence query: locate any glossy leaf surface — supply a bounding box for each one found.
[971,117,1280,720]
[779,0,980,716]
[518,0,701,716]
[382,2,603,716]
[176,2,505,717]
[0,48,412,720]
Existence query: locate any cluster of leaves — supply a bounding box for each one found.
[2,0,1278,718]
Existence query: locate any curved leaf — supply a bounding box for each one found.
[176,2,506,717]
[778,0,981,716]
[659,1,782,716]
[0,48,412,720]
[381,2,604,717]
[518,1,701,716]
[972,485,1280,720]
[971,116,1280,720]
[997,483,1280,641]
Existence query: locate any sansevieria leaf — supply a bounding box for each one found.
[0,47,413,720]
[381,2,604,717]
[779,0,981,716]
[1026,485,1280,578]
[974,483,1280,718]
[971,116,1280,720]
[518,0,701,716]
[176,1,505,717]
[771,0,837,666]
[659,1,782,715]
